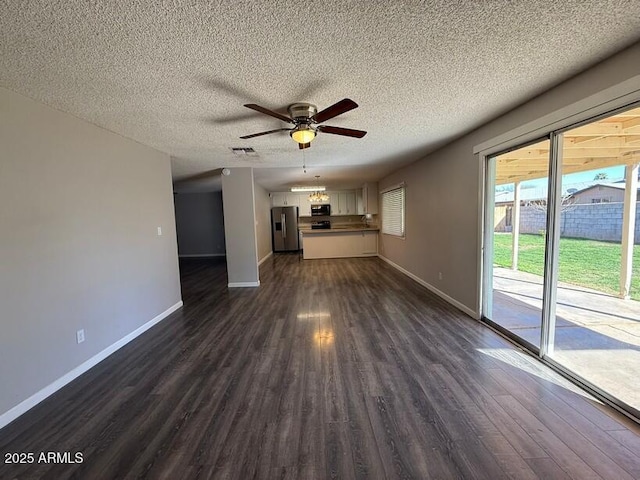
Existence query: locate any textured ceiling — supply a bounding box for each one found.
[2,1,640,192]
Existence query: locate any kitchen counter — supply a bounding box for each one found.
[300,227,379,259]
[300,226,380,234]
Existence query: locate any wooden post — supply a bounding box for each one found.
[511,182,521,270]
[620,162,639,299]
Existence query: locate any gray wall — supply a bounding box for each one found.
[221,168,260,286]
[174,192,226,256]
[254,182,272,263]
[0,87,182,418]
[379,41,640,316]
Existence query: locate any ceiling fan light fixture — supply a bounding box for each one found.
[240,99,366,148]
[291,126,316,144]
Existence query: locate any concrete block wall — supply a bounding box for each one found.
[502,202,640,243]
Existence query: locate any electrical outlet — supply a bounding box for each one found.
[76,329,85,344]
[157,226,162,236]
[438,272,443,280]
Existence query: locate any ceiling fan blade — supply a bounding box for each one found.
[313,98,358,123]
[299,142,311,150]
[240,128,292,139]
[317,125,367,138]
[243,104,292,123]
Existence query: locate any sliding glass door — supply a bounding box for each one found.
[548,108,640,413]
[483,104,640,417]
[484,139,551,349]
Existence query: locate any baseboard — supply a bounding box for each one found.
[377,255,479,319]
[0,300,183,430]
[178,253,225,258]
[228,281,260,288]
[258,251,273,266]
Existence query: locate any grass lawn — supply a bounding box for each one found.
[493,233,640,300]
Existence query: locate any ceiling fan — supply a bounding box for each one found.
[239,98,367,149]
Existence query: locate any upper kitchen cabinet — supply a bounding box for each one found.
[270,189,360,216]
[361,182,379,215]
[341,191,357,215]
[330,191,357,216]
[298,195,312,216]
[271,192,300,208]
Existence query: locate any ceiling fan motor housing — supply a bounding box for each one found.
[288,103,317,123]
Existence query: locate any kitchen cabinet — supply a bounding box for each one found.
[361,182,379,214]
[329,191,357,215]
[271,189,359,216]
[271,192,299,208]
[298,195,312,216]
[328,191,339,215]
[288,194,301,207]
[356,189,364,214]
[271,193,285,206]
[361,230,378,254]
[301,228,379,259]
[341,192,357,215]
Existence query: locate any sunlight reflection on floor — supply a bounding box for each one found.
[476,348,595,401]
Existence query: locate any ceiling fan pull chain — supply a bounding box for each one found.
[302,148,307,173]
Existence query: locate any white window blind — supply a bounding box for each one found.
[381,186,405,237]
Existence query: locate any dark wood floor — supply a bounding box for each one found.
[1,255,639,479]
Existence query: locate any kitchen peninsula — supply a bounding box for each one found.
[300,226,379,259]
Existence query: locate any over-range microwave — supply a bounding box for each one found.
[311,204,331,216]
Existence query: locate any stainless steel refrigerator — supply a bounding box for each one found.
[271,206,299,252]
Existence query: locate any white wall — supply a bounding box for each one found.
[0,87,182,424]
[379,41,640,317]
[174,192,226,256]
[254,182,272,263]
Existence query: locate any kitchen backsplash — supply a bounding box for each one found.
[298,215,378,228]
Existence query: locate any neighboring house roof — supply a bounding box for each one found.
[495,188,548,204]
[570,181,640,197]
[495,178,636,203]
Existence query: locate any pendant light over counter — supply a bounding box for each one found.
[308,176,329,203]
[290,176,330,202]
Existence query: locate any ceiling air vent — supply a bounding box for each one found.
[231,147,257,156]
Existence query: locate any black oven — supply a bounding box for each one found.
[311,204,331,216]
[311,220,331,229]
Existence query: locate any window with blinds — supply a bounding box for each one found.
[381,186,405,237]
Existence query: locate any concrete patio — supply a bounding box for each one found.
[491,266,640,412]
